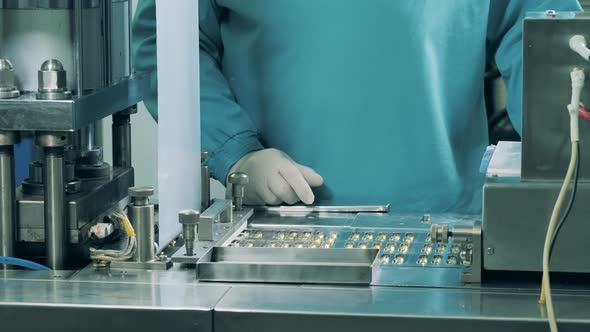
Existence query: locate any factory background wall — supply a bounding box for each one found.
[100,0,225,204]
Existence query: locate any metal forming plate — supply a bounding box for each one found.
[0,73,148,131]
[197,212,476,287]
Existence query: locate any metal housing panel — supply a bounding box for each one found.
[483,180,590,272]
[522,15,590,180]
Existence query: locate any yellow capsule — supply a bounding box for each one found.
[390,233,401,242]
[404,233,414,243]
[275,231,286,240]
[345,241,355,249]
[358,242,368,249]
[314,232,325,241]
[379,254,390,264]
[398,243,409,253]
[447,256,458,265]
[245,241,254,248]
[322,243,332,249]
[294,243,305,248]
[327,233,338,240]
[281,243,291,248]
[421,244,432,254]
[384,243,396,253]
[372,242,383,250]
[436,244,447,253]
[301,232,312,240]
[254,231,264,239]
[349,232,361,241]
[362,232,374,241]
[393,254,405,265]
[417,255,428,266]
[288,231,298,240]
[432,255,443,265]
[376,232,388,241]
[309,244,318,248]
[451,244,461,254]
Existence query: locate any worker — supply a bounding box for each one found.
[133,1,581,213]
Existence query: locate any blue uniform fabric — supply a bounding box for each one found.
[133,0,581,213]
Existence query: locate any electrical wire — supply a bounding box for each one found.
[549,143,580,258]
[0,256,50,270]
[89,208,137,264]
[539,141,578,332]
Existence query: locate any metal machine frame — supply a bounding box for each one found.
[0,0,141,269]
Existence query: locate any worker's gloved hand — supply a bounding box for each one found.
[227,148,323,205]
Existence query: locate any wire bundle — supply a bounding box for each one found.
[89,209,137,263]
[538,67,585,332]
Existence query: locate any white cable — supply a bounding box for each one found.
[540,142,577,332]
[539,68,584,332]
[570,35,590,61]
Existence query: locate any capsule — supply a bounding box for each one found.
[432,255,443,265]
[379,254,391,264]
[436,244,447,253]
[417,255,428,266]
[390,233,401,241]
[345,241,355,249]
[376,232,388,241]
[421,244,433,254]
[384,243,396,253]
[398,243,409,253]
[349,232,361,241]
[447,256,458,265]
[358,242,368,249]
[362,232,374,241]
[393,254,405,265]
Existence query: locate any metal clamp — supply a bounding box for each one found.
[430,222,482,284]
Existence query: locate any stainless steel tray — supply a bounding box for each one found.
[197,247,378,284]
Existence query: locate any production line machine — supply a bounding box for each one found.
[2,5,590,332]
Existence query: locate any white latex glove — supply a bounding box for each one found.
[227,148,323,205]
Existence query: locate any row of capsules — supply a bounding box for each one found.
[229,229,339,248]
[343,230,470,267]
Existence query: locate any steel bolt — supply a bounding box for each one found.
[178,209,200,256]
[0,59,20,99]
[37,59,71,100]
[229,172,249,211]
[128,186,154,206]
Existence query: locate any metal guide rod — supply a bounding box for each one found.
[44,148,66,270]
[128,187,156,263]
[0,131,19,262]
[112,111,132,168]
[73,0,84,96]
[255,205,391,213]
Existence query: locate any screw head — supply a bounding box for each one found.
[128,186,154,198]
[486,247,495,255]
[545,10,557,18]
[178,209,200,225]
[229,172,249,185]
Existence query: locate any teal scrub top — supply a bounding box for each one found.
[132,0,582,213]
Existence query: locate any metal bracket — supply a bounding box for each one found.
[171,205,252,264]
[431,221,482,284]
